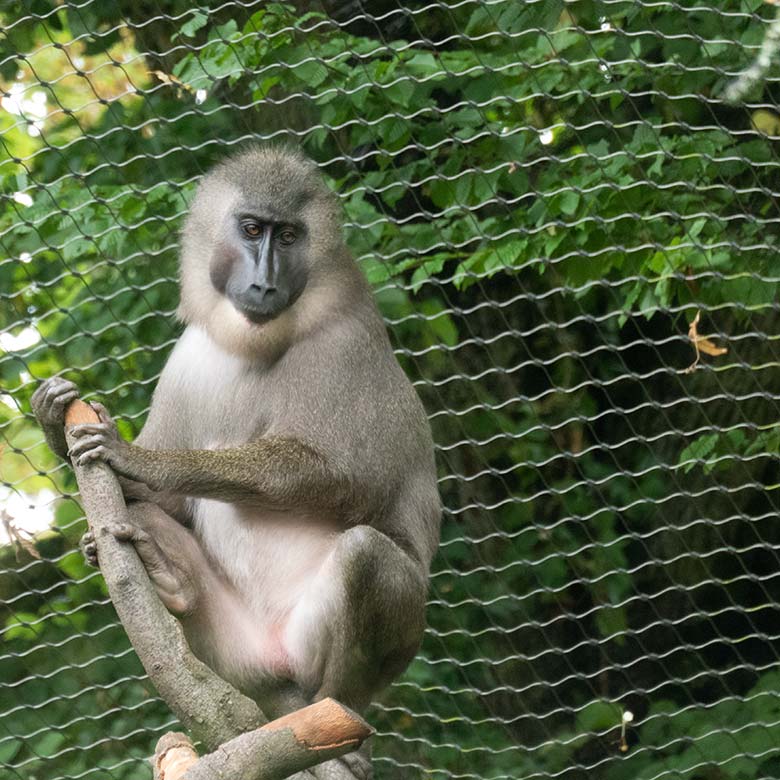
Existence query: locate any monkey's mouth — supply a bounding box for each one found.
[228,294,286,326]
[235,305,278,325]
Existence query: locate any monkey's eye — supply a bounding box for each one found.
[278,229,296,246]
[242,221,263,238]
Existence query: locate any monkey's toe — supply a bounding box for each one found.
[338,752,372,780]
[79,531,99,567]
[107,521,137,542]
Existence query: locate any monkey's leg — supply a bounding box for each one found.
[102,504,298,696]
[85,505,363,780]
[98,501,205,617]
[302,526,426,709]
[107,501,271,657]
[285,526,427,779]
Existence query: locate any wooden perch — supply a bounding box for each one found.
[153,699,372,780]
[64,400,371,780]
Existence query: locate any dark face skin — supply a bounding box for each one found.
[210,213,309,324]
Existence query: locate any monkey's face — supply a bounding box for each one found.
[179,147,348,359]
[210,214,309,325]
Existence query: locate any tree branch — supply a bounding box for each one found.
[153,699,372,780]
[65,400,266,749]
[722,6,780,104]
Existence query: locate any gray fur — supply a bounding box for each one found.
[35,147,440,776]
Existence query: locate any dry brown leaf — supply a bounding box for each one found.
[696,339,728,357]
[684,311,728,373]
[1,509,41,561]
[149,70,194,94]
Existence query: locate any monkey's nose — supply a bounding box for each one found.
[249,284,277,301]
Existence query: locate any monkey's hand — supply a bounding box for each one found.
[32,377,81,461]
[67,403,145,476]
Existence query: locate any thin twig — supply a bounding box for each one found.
[722,5,780,104]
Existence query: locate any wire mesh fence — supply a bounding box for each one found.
[2,1,780,778]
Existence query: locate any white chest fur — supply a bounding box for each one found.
[165,327,247,445]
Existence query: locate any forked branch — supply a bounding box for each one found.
[64,400,264,749]
[152,699,371,780]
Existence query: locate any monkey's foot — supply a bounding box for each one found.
[338,752,372,780]
[80,530,99,567]
[107,521,197,617]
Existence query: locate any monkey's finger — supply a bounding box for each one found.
[69,424,110,438]
[74,446,110,467]
[68,435,108,458]
[79,530,99,567]
[82,542,98,565]
[33,377,76,405]
[34,389,79,423]
[38,382,79,416]
[90,401,113,425]
[41,377,77,403]
[49,389,80,412]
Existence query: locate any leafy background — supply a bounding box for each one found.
[2,1,780,778]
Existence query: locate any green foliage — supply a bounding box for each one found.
[1,1,780,779]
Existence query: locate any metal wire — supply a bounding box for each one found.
[2,2,780,779]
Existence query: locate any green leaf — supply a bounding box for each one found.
[178,11,209,39]
[559,190,580,216]
[577,700,623,734]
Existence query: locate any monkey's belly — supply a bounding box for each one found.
[189,497,339,686]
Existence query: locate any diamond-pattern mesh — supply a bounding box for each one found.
[2,2,780,779]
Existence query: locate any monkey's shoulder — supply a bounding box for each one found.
[289,315,419,412]
[144,319,429,458]
[282,316,434,472]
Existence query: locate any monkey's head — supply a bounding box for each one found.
[179,146,355,358]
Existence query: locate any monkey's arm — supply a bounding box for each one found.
[114,475,191,524]
[125,440,345,508]
[68,406,350,510]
